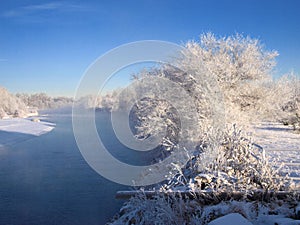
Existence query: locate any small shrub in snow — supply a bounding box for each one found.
[160,125,288,193]
[110,192,189,225]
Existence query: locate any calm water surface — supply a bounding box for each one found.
[0,110,137,225]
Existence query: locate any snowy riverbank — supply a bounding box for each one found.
[0,117,55,147]
[110,123,300,225]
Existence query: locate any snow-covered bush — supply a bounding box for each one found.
[162,125,288,192]
[110,192,189,225]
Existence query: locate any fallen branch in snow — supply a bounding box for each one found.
[116,190,300,203]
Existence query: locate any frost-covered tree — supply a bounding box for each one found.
[0,86,28,118]
[99,91,120,110]
[106,33,292,193]
[180,33,278,124]
[185,33,277,86]
[109,33,299,225]
[266,73,300,130]
[121,33,279,159]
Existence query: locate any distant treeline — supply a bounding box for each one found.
[16,93,73,110]
[0,86,73,118]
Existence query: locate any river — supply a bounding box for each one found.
[0,109,137,225]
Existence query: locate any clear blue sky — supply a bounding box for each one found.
[0,0,300,96]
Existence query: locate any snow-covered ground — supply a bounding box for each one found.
[0,117,55,147]
[249,122,300,181]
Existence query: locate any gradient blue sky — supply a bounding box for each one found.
[0,0,300,96]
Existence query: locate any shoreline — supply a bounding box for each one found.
[0,117,55,147]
